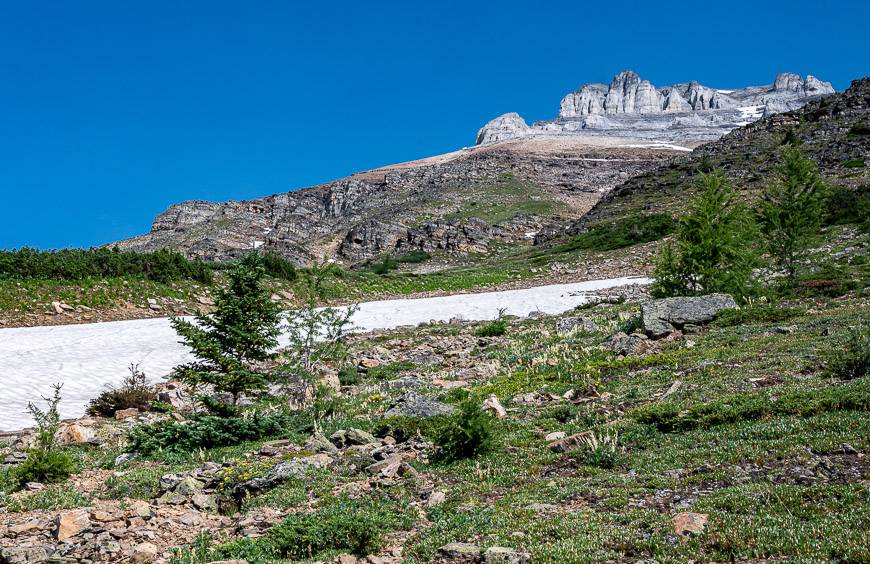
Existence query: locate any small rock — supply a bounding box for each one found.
[384,392,455,418]
[305,431,339,455]
[56,422,96,445]
[174,476,205,496]
[482,395,507,418]
[56,509,90,541]
[484,546,530,563]
[544,431,566,442]
[603,332,650,356]
[192,493,217,512]
[436,542,482,561]
[114,407,140,420]
[114,452,138,467]
[427,490,447,507]
[131,541,158,563]
[672,512,709,536]
[548,431,595,453]
[555,316,598,335]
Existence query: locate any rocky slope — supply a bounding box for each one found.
[477,70,834,145]
[116,138,684,264]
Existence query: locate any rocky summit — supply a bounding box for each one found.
[476,70,834,145]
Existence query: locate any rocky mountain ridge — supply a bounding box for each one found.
[115,138,683,264]
[476,70,834,144]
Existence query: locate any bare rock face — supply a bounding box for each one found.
[475,70,835,145]
[476,112,529,144]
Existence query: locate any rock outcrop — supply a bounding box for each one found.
[477,70,834,145]
[641,294,738,338]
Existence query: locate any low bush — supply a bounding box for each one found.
[372,416,435,443]
[843,159,865,168]
[560,213,675,254]
[824,185,870,226]
[570,432,622,469]
[0,247,213,284]
[337,365,360,386]
[847,123,870,136]
[365,360,416,381]
[203,498,412,561]
[251,250,297,281]
[475,319,507,337]
[712,304,801,327]
[433,400,494,461]
[632,378,870,432]
[127,411,297,456]
[87,364,156,416]
[14,449,76,487]
[14,384,75,487]
[826,324,870,380]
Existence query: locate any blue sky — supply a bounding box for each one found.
[1,1,867,249]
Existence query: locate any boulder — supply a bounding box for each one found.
[555,316,598,335]
[641,294,737,338]
[384,393,455,418]
[548,431,596,454]
[56,422,96,445]
[436,542,483,562]
[304,431,340,455]
[234,454,333,497]
[603,332,650,356]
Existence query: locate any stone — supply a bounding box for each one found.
[234,454,333,496]
[345,427,377,446]
[1,546,51,563]
[544,431,566,442]
[114,452,138,466]
[436,542,482,562]
[384,392,455,418]
[555,316,598,335]
[484,546,531,563]
[174,476,205,496]
[192,493,217,512]
[427,490,447,507]
[56,422,96,445]
[482,395,507,418]
[128,499,154,520]
[305,431,340,455]
[131,541,159,563]
[548,431,596,454]
[115,407,140,420]
[56,509,91,541]
[603,332,650,356]
[672,512,709,536]
[642,294,738,338]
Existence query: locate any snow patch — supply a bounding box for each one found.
[0,277,649,431]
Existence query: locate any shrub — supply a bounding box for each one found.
[171,259,282,410]
[651,170,758,300]
[0,247,213,284]
[825,185,870,226]
[87,364,156,416]
[14,384,74,487]
[14,449,76,487]
[207,498,412,561]
[475,320,506,337]
[843,159,865,168]
[433,400,494,461]
[847,123,870,136]
[758,147,828,280]
[712,304,801,327]
[372,416,434,443]
[568,213,676,253]
[337,365,360,386]
[127,411,297,456]
[826,324,870,380]
[366,360,415,381]
[570,432,622,469]
[251,250,297,281]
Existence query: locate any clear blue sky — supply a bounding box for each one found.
[1,1,867,249]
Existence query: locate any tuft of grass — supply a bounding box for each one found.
[825,323,869,380]
[475,319,507,337]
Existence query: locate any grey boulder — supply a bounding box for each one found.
[641,294,737,338]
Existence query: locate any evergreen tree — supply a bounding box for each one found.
[758,146,827,281]
[652,170,758,300]
[171,255,282,410]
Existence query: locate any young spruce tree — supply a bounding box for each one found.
[652,170,758,300]
[171,254,281,411]
[758,146,827,281]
